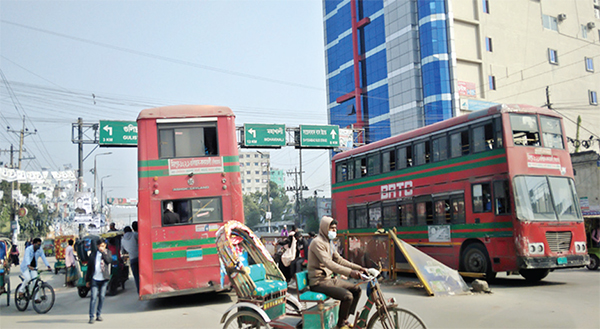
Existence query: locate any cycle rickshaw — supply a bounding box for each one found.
[0,237,11,306]
[53,235,77,274]
[216,221,426,329]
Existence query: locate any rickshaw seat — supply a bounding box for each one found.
[247,264,287,297]
[295,271,328,302]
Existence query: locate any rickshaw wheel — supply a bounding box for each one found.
[587,254,599,270]
[223,310,270,329]
[6,279,10,306]
[78,287,89,298]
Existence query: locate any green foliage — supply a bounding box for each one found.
[20,183,32,197]
[243,181,293,229]
[18,203,54,240]
[299,198,319,233]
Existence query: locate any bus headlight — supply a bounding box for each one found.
[528,243,544,255]
[574,242,586,253]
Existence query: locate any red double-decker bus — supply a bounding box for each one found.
[332,104,589,281]
[137,105,243,299]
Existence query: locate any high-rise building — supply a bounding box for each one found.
[239,151,284,194]
[323,0,600,150]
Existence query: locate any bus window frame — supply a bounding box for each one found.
[432,134,448,162]
[472,121,495,153]
[450,194,466,224]
[348,207,357,229]
[540,116,565,149]
[415,196,433,226]
[382,148,396,173]
[157,121,219,159]
[472,182,493,213]
[399,201,415,227]
[433,196,451,225]
[355,206,368,228]
[336,161,347,183]
[493,180,511,215]
[348,159,355,181]
[509,113,541,147]
[161,196,224,227]
[368,202,382,228]
[382,201,399,228]
[367,152,381,176]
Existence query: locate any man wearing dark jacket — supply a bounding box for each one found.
[86,238,112,324]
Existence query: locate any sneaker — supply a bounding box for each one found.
[89,318,94,324]
[96,316,103,322]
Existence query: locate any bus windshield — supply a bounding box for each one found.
[514,176,582,221]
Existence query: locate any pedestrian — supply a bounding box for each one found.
[121,226,139,293]
[86,238,112,324]
[18,238,52,299]
[65,239,77,287]
[25,239,32,248]
[109,223,117,232]
[9,245,19,266]
[307,232,317,246]
[281,224,288,237]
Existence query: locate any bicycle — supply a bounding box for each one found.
[14,269,55,314]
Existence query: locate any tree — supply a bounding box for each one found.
[299,198,319,233]
[242,181,293,230]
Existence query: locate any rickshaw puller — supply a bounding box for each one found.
[308,216,368,329]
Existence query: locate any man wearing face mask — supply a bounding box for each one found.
[18,238,51,298]
[308,216,368,329]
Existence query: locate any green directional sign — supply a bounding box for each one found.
[99,120,138,146]
[244,123,286,147]
[300,125,339,148]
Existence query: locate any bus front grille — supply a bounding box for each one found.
[545,231,572,253]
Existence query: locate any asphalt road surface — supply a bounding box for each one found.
[0,257,598,329]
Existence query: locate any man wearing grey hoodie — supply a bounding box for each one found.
[308,216,367,329]
[121,226,139,293]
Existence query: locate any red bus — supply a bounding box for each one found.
[332,104,589,281]
[137,105,243,299]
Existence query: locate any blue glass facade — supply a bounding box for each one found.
[324,0,454,144]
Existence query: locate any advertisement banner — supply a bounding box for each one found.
[168,157,223,175]
[526,154,561,170]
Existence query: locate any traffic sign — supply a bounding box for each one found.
[99,121,137,146]
[300,125,339,148]
[244,123,286,147]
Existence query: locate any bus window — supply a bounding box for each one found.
[450,130,470,158]
[416,200,433,226]
[494,180,511,215]
[451,196,466,224]
[540,116,564,149]
[433,135,448,162]
[191,197,222,223]
[472,183,492,213]
[360,158,367,177]
[495,117,503,148]
[158,123,218,158]
[473,123,494,153]
[434,199,450,224]
[348,160,355,180]
[162,201,181,225]
[348,208,356,229]
[399,202,414,226]
[367,153,381,176]
[510,114,540,146]
[368,203,382,228]
[397,147,406,169]
[382,203,398,227]
[414,142,427,166]
[382,149,396,173]
[356,207,368,228]
[354,158,362,178]
[336,162,347,183]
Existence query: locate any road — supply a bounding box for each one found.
[0,258,598,329]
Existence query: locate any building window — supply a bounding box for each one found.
[482,0,490,14]
[485,37,493,52]
[542,15,558,31]
[590,91,598,105]
[585,57,594,72]
[488,75,496,90]
[548,49,558,64]
[581,25,588,39]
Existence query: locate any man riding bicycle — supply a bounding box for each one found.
[18,238,51,299]
[308,216,368,329]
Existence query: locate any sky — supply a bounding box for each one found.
[0,0,333,223]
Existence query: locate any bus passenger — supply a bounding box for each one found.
[308,216,368,329]
[163,202,180,225]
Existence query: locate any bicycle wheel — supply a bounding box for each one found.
[14,284,29,311]
[223,310,270,329]
[32,282,55,314]
[367,306,427,329]
[6,279,10,306]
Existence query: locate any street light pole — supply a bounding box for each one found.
[93,152,112,206]
[257,151,271,232]
[100,175,111,216]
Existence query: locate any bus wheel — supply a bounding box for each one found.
[586,255,599,270]
[462,244,495,280]
[519,269,550,282]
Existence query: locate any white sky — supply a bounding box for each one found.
[0,0,333,221]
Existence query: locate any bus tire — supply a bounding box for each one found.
[462,244,495,280]
[587,255,599,270]
[519,269,550,282]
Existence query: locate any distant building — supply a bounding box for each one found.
[270,168,285,188]
[323,0,600,151]
[239,151,271,194]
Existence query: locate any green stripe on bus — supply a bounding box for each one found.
[152,237,216,249]
[223,155,239,163]
[139,159,169,168]
[332,149,506,191]
[152,247,218,260]
[333,155,506,194]
[224,165,240,173]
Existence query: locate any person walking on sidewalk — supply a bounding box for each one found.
[86,239,112,324]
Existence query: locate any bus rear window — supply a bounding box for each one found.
[162,197,223,226]
[510,114,540,146]
[540,116,564,149]
[158,123,218,159]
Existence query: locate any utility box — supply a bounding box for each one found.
[302,301,339,329]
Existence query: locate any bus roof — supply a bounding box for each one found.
[332,104,560,161]
[137,105,234,120]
